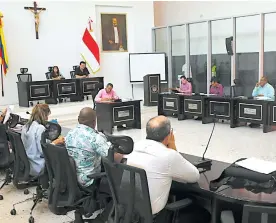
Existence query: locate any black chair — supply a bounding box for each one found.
[102,158,193,223]
[70,71,75,78]
[45,72,51,80]
[17,73,32,82]
[242,204,276,223]
[41,143,108,222]
[6,129,48,223]
[0,124,13,200]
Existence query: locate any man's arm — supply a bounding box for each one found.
[95,90,103,102]
[112,90,119,100]
[169,151,200,183]
[252,86,259,97]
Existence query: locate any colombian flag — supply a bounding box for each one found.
[0,12,8,75]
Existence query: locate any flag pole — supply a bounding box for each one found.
[0,64,3,97]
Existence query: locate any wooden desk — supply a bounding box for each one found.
[96,100,142,134]
[17,81,53,107]
[158,93,179,117]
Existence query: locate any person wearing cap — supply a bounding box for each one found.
[210,77,224,96]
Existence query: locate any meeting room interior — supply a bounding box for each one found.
[2,1,276,223]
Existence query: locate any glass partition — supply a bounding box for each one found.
[154,28,168,53]
[264,13,276,85]
[189,22,208,93]
[211,19,232,95]
[171,25,186,87]
[236,15,260,97]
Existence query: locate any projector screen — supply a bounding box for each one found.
[129,53,166,82]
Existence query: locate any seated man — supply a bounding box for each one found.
[210,77,224,96]
[249,76,275,128]
[66,107,122,188]
[95,83,119,102]
[74,61,90,79]
[176,75,192,94]
[252,76,275,100]
[127,116,209,222]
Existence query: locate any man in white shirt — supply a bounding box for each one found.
[127,115,200,215]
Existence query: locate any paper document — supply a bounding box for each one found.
[236,157,276,174]
[3,105,14,124]
[255,96,272,101]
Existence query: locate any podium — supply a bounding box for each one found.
[143,74,160,106]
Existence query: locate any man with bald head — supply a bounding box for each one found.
[66,107,120,188]
[127,115,200,216]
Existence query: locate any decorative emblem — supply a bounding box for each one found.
[151,85,158,93]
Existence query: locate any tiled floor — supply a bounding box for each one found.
[1,101,276,222]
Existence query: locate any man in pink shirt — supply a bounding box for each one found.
[177,75,192,94]
[95,83,119,102]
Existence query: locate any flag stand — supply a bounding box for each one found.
[0,64,4,97]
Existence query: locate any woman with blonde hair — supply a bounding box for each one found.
[21,104,51,177]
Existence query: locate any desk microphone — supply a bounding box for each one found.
[193,113,217,169]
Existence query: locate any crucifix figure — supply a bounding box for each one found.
[24,2,46,39]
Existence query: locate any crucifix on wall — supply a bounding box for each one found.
[24,1,46,39]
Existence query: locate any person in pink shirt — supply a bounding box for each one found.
[95,83,119,102]
[177,75,192,94]
[209,77,224,96]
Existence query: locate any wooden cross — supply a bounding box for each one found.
[24,1,46,39]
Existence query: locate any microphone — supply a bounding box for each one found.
[193,112,217,169]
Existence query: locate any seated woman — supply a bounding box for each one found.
[210,77,224,96]
[21,104,51,177]
[50,66,64,80]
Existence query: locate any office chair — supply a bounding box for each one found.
[0,124,13,200]
[17,73,32,82]
[242,204,276,223]
[102,133,193,223]
[41,143,108,223]
[70,65,78,78]
[6,129,48,223]
[102,158,193,223]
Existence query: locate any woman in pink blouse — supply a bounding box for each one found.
[95,83,119,102]
[210,77,224,96]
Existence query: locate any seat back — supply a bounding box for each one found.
[102,157,153,223]
[45,72,51,80]
[70,71,75,78]
[6,129,30,186]
[17,73,32,82]
[242,204,276,223]
[233,86,244,97]
[224,86,231,97]
[0,124,11,168]
[41,143,81,215]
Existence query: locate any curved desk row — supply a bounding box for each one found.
[177,154,276,223]
[158,93,276,133]
[17,77,104,107]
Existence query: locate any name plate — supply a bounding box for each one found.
[118,110,130,118]
[244,108,257,115]
[188,104,198,110]
[166,101,174,107]
[62,86,73,93]
[86,83,95,90]
[34,88,46,95]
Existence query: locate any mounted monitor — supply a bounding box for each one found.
[129,52,166,82]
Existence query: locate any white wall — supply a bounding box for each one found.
[154,1,276,56]
[0,1,154,106]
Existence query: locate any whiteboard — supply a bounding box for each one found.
[129,53,166,82]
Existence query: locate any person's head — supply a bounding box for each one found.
[27,104,51,127]
[78,107,97,129]
[112,18,118,26]
[260,76,268,87]
[146,116,172,146]
[211,77,219,87]
[180,75,187,84]
[80,61,86,70]
[105,83,113,93]
[53,66,59,74]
